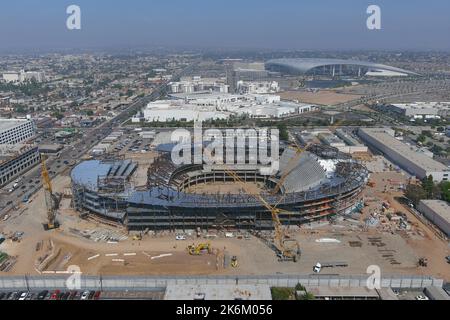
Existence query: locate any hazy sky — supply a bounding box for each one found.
[1,0,450,52]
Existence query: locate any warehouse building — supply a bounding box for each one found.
[0,119,35,144]
[358,128,449,181]
[417,200,450,237]
[372,102,450,120]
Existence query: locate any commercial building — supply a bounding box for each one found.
[358,128,449,181]
[373,102,450,120]
[0,145,40,187]
[417,200,450,237]
[0,118,39,187]
[236,80,279,94]
[300,129,368,154]
[169,76,229,94]
[0,119,35,144]
[141,93,318,122]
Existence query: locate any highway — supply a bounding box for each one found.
[0,61,198,215]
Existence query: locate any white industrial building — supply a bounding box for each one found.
[140,92,317,122]
[358,127,449,181]
[236,80,279,94]
[2,70,45,83]
[383,102,450,120]
[169,76,229,94]
[0,119,35,144]
[417,200,450,237]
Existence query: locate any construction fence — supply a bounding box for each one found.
[0,274,444,291]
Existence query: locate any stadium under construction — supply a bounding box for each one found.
[71,144,369,231]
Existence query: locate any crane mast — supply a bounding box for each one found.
[41,157,58,230]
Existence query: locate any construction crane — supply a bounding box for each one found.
[41,156,59,230]
[219,166,300,262]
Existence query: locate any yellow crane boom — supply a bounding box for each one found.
[41,156,57,230]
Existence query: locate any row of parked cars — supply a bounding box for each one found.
[0,290,101,300]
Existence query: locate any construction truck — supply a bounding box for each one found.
[41,157,60,230]
[231,256,238,268]
[187,243,212,255]
[132,234,142,241]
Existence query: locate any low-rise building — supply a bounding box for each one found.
[142,92,318,122]
[417,200,450,237]
[358,127,449,181]
[375,102,450,120]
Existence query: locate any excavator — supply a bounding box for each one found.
[187,243,212,255]
[41,156,60,230]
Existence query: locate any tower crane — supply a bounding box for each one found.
[41,156,59,230]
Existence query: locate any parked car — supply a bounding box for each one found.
[7,292,18,300]
[68,290,78,300]
[50,290,60,300]
[18,292,28,300]
[80,291,90,300]
[94,291,101,300]
[37,290,48,300]
[415,295,429,300]
[175,235,186,240]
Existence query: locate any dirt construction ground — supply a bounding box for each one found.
[0,162,449,280]
[279,90,362,105]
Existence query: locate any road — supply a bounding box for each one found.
[0,61,198,215]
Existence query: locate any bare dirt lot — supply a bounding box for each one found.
[279,90,362,105]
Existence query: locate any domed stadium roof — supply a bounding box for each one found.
[265,58,419,76]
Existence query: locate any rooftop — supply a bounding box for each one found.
[0,119,31,132]
[419,200,450,223]
[360,128,448,172]
[0,144,37,164]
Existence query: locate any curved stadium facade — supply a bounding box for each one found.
[265,58,419,77]
[71,145,369,231]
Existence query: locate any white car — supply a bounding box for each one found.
[81,291,90,300]
[415,295,429,300]
[313,262,322,273]
[18,292,28,300]
[175,235,186,240]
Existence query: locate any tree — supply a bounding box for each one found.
[295,283,305,291]
[417,134,426,144]
[439,181,450,203]
[405,184,427,205]
[422,175,433,198]
[277,123,289,141]
[271,287,294,300]
[298,292,315,300]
